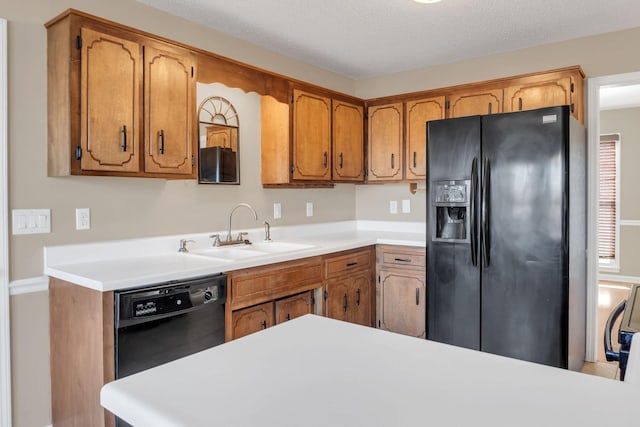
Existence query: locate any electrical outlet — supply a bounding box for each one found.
[306,202,314,217]
[76,208,90,230]
[402,199,411,213]
[389,201,398,214]
[273,202,282,219]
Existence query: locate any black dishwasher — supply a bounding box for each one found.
[114,274,226,426]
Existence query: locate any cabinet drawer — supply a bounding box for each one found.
[325,247,373,278]
[377,245,426,270]
[230,258,323,308]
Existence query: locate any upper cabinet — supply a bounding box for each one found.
[367,103,403,182]
[332,100,365,182]
[292,89,332,181]
[261,87,365,187]
[405,96,446,180]
[447,89,502,118]
[47,10,196,178]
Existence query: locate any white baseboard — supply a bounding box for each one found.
[8,276,48,296]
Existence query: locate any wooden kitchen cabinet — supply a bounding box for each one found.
[275,291,315,324]
[332,99,365,182]
[503,70,583,121]
[376,245,427,338]
[46,10,197,178]
[447,89,503,118]
[292,88,332,181]
[324,247,375,326]
[367,103,403,182]
[405,96,446,180]
[231,301,275,340]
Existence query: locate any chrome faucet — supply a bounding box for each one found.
[219,203,258,246]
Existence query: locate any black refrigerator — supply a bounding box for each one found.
[426,106,586,371]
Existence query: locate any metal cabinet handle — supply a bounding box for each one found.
[413,151,417,168]
[286,313,291,321]
[518,98,523,111]
[121,125,127,152]
[416,288,419,306]
[339,152,344,169]
[261,320,267,329]
[470,158,478,267]
[159,130,165,154]
[356,288,361,306]
[343,293,348,313]
[391,153,395,169]
[323,152,328,169]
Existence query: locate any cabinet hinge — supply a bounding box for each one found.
[364,112,368,119]
[290,164,294,174]
[291,94,294,103]
[323,290,328,300]
[75,36,82,49]
[378,274,380,284]
[191,66,194,78]
[310,294,315,306]
[445,100,450,109]
[191,156,195,166]
[378,320,381,328]
[570,82,575,93]
[570,103,575,113]
[75,146,82,160]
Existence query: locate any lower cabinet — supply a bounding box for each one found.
[376,245,427,338]
[275,291,315,324]
[231,301,275,340]
[324,247,375,327]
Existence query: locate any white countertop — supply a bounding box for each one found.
[44,221,426,292]
[101,314,640,427]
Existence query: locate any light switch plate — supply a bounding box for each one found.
[76,208,91,230]
[273,202,282,219]
[389,201,398,214]
[12,209,51,235]
[402,199,411,213]
[306,202,313,217]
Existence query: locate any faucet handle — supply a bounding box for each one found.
[237,232,250,243]
[209,234,220,247]
[178,239,195,253]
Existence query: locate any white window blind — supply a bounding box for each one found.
[599,134,619,261]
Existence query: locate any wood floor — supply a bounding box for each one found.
[579,281,632,381]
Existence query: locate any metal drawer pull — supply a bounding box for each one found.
[416,288,419,305]
[394,258,411,263]
[346,262,358,267]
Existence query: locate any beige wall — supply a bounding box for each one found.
[4,0,640,425]
[600,107,640,277]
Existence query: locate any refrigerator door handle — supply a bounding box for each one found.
[481,157,490,267]
[470,157,478,266]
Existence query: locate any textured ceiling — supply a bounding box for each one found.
[137,0,640,80]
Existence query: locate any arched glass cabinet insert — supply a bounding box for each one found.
[197,96,240,184]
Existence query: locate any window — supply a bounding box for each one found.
[598,133,620,271]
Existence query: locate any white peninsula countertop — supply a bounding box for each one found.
[101,314,640,427]
[44,220,425,292]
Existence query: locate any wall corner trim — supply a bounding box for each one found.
[9,276,49,296]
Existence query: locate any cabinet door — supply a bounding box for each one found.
[503,77,573,115]
[144,44,194,175]
[332,100,364,182]
[275,291,314,324]
[325,278,350,322]
[378,270,426,338]
[367,103,403,182]
[448,89,502,118]
[292,89,331,180]
[349,273,372,327]
[80,28,141,173]
[405,97,445,180]
[231,301,275,340]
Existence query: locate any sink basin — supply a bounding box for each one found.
[248,241,315,253]
[189,247,267,260]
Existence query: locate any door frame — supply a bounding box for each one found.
[586,71,640,362]
[0,17,10,427]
